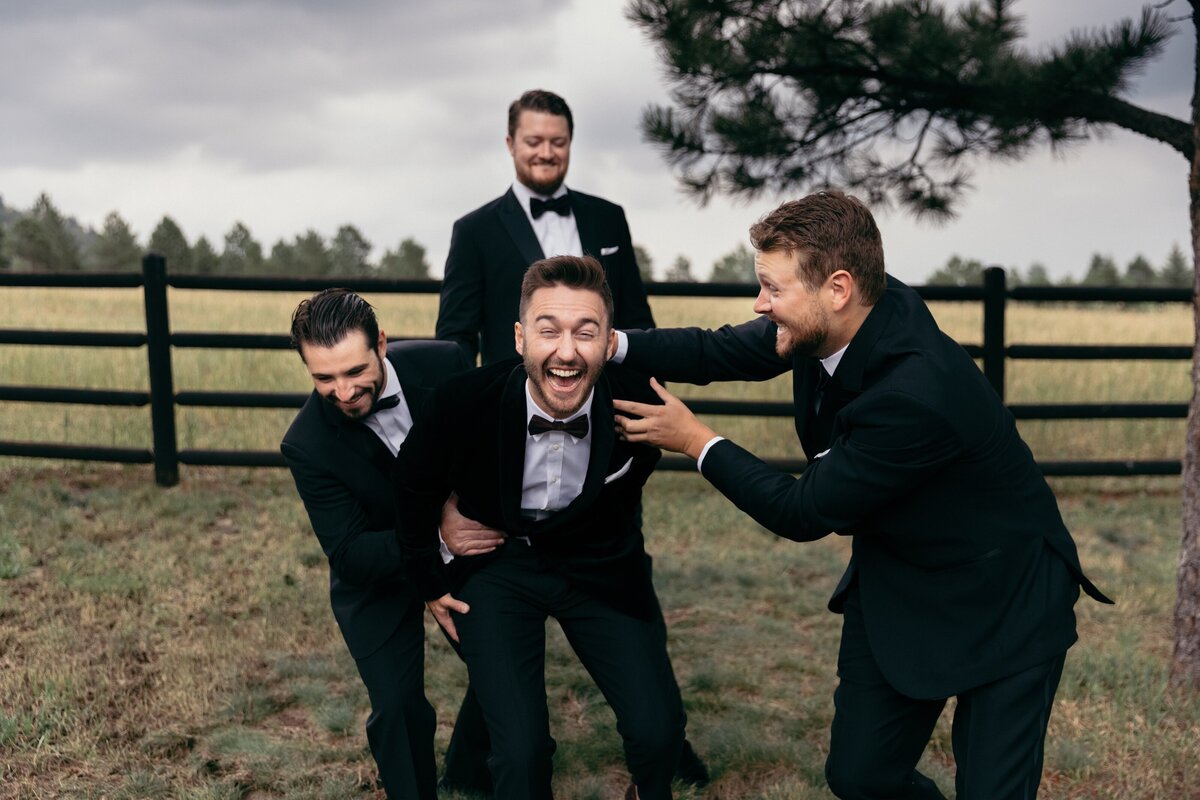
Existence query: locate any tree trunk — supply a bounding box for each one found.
[1170,5,1200,692]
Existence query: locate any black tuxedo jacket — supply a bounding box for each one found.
[624,276,1111,699]
[436,187,656,364]
[393,361,662,619]
[280,340,470,658]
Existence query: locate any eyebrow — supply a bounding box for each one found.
[534,314,602,328]
[310,362,369,380]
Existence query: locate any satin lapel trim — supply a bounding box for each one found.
[533,374,615,536]
[499,190,544,267]
[499,365,530,533]
[571,193,600,258]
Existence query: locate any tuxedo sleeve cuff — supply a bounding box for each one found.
[612,330,629,363]
[696,436,726,472]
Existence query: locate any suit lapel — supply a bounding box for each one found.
[498,365,530,533]
[318,399,393,474]
[570,192,602,258]
[498,188,545,266]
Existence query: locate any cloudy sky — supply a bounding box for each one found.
[0,0,1192,283]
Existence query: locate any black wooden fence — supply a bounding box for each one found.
[0,256,1192,486]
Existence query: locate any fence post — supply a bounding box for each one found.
[982,266,1007,400]
[142,254,179,487]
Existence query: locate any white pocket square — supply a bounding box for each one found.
[600,245,620,256]
[604,457,634,484]
[814,448,831,459]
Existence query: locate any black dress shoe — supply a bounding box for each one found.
[676,738,710,786]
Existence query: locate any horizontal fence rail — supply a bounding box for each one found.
[0,260,1194,485]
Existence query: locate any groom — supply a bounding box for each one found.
[394,255,687,799]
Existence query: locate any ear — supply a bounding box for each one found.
[514,321,525,356]
[605,328,618,362]
[827,270,855,313]
[506,135,516,157]
[376,330,388,360]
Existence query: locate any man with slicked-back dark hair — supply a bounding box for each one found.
[281,288,494,798]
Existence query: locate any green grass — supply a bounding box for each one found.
[1,288,1197,797]
[0,464,1196,798]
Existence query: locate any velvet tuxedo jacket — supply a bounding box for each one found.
[624,276,1111,699]
[436,187,656,364]
[393,360,662,619]
[280,340,470,658]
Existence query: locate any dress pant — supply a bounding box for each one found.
[453,539,686,800]
[824,583,1066,800]
[352,594,438,800]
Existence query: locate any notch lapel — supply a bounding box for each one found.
[498,189,544,267]
[570,193,602,258]
[498,365,531,533]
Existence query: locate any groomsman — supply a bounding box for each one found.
[437,88,655,365]
[281,289,494,797]
[614,191,1112,800]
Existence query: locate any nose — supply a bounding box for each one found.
[537,141,554,161]
[753,287,771,315]
[556,335,577,362]
[335,378,356,402]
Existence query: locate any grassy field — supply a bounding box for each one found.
[1,288,1197,798]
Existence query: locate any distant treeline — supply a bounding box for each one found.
[0,192,1189,287]
[0,193,433,278]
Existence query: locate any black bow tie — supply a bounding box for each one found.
[530,194,571,219]
[528,413,588,439]
[370,393,401,415]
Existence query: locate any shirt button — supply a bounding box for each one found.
[551,477,559,483]
[551,444,560,451]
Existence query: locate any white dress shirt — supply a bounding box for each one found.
[522,381,593,519]
[511,180,583,259]
[362,358,414,456]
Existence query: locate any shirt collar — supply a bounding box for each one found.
[379,356,400,401]
[820,343,849,376]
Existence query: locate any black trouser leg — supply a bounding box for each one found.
[454,547,557,800]
[352,597,437,800]
[950,653,1066,800]
[442,685,493,791]
[557,589,686,800]
[824,586,947,800]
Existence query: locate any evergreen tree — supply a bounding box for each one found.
[192,236,219,275]
[330,224,372,277]
[268,239,296,276]
[378,237,431,279]
[0,224,11,271]
[628,0,1200,687]
[1082,254,1120,287]
[665,254,695,282]
[10,193,81,271]
[926,255,985,287]
[147,216,192,274]
[1123,255,1158,287]
[219,222,264,275]
[709,242,755,283]
[1161,243,1191,288]
[88,211,141,272]
[1025,263,1051,286]
[633,244,655,282]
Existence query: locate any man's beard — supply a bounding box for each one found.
[524,354,600,418]
[324,354,385,419]
[774,321,826,360]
